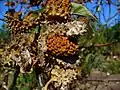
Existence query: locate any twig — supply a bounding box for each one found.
[7,0,10,10]
[0,18,6,22]
[101,3,107,23]
[94,41,117,47]
[106,12,118,23]
[79,41,118,49]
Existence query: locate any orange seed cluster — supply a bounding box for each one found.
[47,33,78,56]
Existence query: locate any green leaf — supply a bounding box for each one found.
[96,6,101,12]
[71,2,97,21]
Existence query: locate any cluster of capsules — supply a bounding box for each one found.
[46,32,78,56]
[5,0,72,34]
[5,11,44,34]
[45,0,71,21]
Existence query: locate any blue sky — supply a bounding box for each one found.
[0,0,119,27]
[0,1,8,26]
[86,0,119,26]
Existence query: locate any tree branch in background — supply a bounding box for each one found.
[107,0,111,19]
[79,41,118,49]
[94,41,117,47]
[0,18,6,22]
[7,0,10,9]
[101,3,107,23]
[19,3,23,12]
[106,12,118,23]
